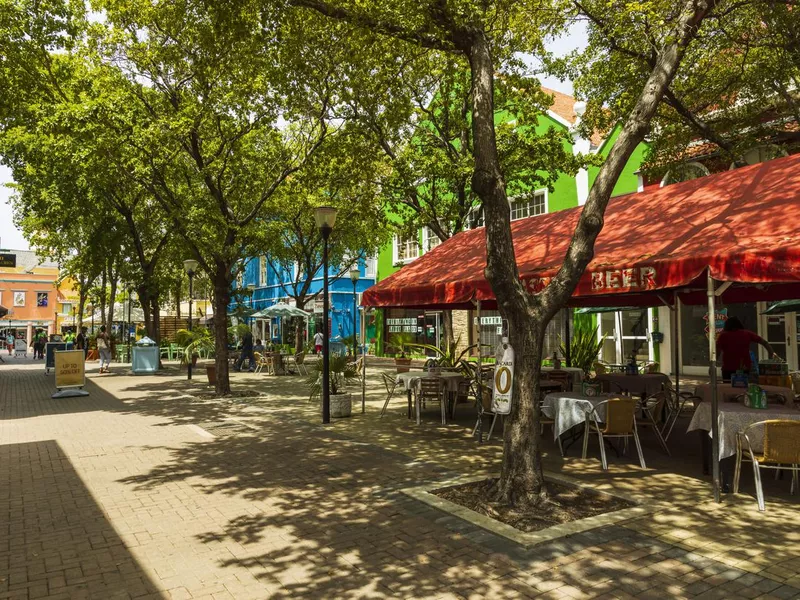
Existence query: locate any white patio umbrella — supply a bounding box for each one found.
[252,303,310,319]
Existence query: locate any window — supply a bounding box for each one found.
[392,233,420,264]
[364,256,377,279]
[61,303,73,315]
[236,271,243,289]
[294,261,305,282]
[422,227,441,253]
[510,190,547,220]
[260,256,267,286]
[13,291,25,307]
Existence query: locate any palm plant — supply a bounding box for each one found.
[306,353,360,400]
[175,328,215,364]
[559,325,606,377]
[405,336,487,374]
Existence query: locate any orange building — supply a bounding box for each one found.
[0,249,76,346]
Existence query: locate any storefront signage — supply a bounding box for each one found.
[387,317,418,333]
[703,308,728,338]
[480,316,502,325]
[0,253,16,267]
[54,350,85,389]
[590,266,657,292]
[492,343,514,415]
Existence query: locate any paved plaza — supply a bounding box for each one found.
[1,356,799,599]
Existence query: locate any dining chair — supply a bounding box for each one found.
[416,377,447,425]
[582,397,645,470]
[593,361,609,376]
[252,352,267,374]
[379,371,400,418]
[660,381,701,440]
[471,372,500,441]
[538,393,563,456]
[452,379,471,419]
[637,392,671,455]
[734,420,800,511]
[288,352,308,376]
[547,370,571,392]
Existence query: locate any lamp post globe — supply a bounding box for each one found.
[183,259,198,380]
[314,206,337,424]
[349,267,359,359]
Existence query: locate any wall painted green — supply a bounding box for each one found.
[589,126,648,198]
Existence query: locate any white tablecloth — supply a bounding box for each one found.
[395,371,467,393]
[596,373,670,396]
[687,401,800,459]
[542,392,613,440]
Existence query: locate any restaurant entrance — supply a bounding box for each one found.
[759,303,799,371]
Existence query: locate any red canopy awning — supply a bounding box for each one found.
[363,153,800,309]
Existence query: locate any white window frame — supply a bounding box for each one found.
[392,233,420,265]
[61,302,73,315]
[259,256,268,286]
[422,227,441,253]
[294,261,305,282]
[364,256,377,279]
[509,189,548,221]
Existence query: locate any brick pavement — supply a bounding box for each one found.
[1,356,799,599]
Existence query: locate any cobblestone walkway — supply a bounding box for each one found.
[1,358,799,599]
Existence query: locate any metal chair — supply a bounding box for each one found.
[659,382,701,441]
[379,371,400,418]
[415,377,447,425]
[471,371,500,441]
[452,380,471,419]
[288,352,307,376]
[582,397,645,470]
[253,352,270,374]
[637,392,671,455]
[734,420,800,511]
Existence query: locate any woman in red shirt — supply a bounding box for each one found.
[716,317,778,381]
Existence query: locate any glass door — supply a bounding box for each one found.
[597,309,653,365]
[759,302,797,369]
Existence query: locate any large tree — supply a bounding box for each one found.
[288,0,726,507]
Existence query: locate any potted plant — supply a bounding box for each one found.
[175,328,215,382]
[559,325,606,379]
[306,354,360,418]
[390,332,415,372]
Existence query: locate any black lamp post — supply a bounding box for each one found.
[127,288,136,361]
[184,259,198,380]
[349,267,359,359]
[314,206,337,424]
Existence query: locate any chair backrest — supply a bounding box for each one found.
[641,392,667,423]
[381,371,396,394]
[295,352,305,365]
[419,377,443,397]
[548,370,570,390]
[602,397,637,434]
[254,351,263,362]
[763,420,800,464]
[593,361,608,376]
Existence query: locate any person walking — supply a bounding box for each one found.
[75,327,89,360]
[7,332,14,356]
[235,330,255,372]
[716,316,779,381]
[314,330,323,355]
[97,326,112,373]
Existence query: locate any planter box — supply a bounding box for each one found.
[330,392,352,418]
[395,357,412,373]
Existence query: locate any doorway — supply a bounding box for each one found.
[597,308,654,365]
[759,303,798,371]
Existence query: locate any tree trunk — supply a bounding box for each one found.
[99,268,108,329]
[212,270,232,395]
[441,310,455,354]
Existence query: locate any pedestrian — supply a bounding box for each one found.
[314,330,323,354]
[6,332,13,356]
[716,316,779,382]
[33,329,46,359]
[235,330,255,372]
[253,338,265,353]
[75,327,89,360]
[97,326,112,373]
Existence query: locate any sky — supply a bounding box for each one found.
[0,22,587,253]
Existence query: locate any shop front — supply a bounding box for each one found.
[381,308,443,355]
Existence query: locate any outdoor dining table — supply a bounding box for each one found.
[693,383,794,405]
[687,400,800,485]
[596,373,670,397]
[395,371,468,424]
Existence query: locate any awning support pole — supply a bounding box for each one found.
[707,271,721,503]
[474,298,484,443]
[563,308,572,367]
[361,308,366,414]
[673,291,680,396]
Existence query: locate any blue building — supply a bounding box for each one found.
[236,255,377,347]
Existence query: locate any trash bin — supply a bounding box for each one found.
[131,336,159,374]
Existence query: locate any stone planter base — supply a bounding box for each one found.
[330,393,352,418]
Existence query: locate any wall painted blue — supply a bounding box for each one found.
[235,257,375,343]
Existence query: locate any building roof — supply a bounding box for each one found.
[541,87,605,148]
[0,249,59,273]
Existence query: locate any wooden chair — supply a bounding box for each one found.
[582,397,645,470]
[547,370,571,392]
[734,420,800,511]
[415,377,447,425]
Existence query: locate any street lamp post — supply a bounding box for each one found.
[349,267,359,359]
[184,259,199,380]
[128,288,136,361]
[314,206,337,424]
